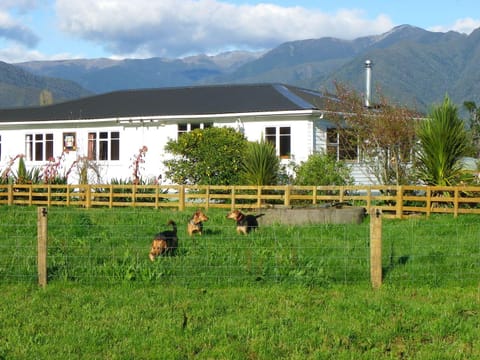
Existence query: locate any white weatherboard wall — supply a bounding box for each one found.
[0,112,375,185]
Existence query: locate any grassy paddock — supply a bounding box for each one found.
[1,206,479,287]
[0,206,479,358]
[0,283,479,359]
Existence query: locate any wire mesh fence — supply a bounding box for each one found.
[0,206,479,287]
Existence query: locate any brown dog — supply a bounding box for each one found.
[226,209,264,235]
[187,209,209,237]
[149,220,178,261]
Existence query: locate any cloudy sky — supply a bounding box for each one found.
[1,0,479,63]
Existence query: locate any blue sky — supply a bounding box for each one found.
[1,0,479,63]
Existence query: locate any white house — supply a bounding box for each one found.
[0,83,370,184]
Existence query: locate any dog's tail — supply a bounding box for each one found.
[255,214,265,219]
[167,219,177,234]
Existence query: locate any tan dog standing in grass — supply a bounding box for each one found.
[187,209,209,237]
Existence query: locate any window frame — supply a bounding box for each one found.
[177,122,213,137]
[87,131,120,161]
[265,126,291,159]
[326,127,359,162]
[25,133,54,162]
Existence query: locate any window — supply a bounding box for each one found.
[88,131,120,161]
[327,128,358,161]
[25,133,53,161]
[265,126,291,158]
[177,122,213,137]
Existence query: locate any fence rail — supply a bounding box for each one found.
[1,184,480,218]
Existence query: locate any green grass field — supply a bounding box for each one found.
[0,206,479,358]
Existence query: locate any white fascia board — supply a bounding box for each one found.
[0,118,118,130]
[118,109,321,125]
[0,109,322,130]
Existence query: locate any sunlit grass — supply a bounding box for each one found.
[0,283,478,359]
[1,207,479,287]
[1,206,480,358]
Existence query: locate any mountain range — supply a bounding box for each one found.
[3,24,480,114]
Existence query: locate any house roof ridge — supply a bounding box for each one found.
[0,82,326,123]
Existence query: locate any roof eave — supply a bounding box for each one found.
[0,109,321,129]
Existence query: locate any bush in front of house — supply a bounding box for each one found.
[293,152,354,186]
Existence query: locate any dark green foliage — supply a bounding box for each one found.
[239,139,280,185]
[416,96,471,185]
[14,157,42,184]
[294,152,354,185]
[164,127,248,185]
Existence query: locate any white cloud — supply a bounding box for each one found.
[0,10,39,47]
[56,0,394,58]
[429,17,480,35]
[0,44,43,63]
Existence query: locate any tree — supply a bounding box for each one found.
[463,100,480,157]
[323,82,420,185]
[39,90,53,106]
[294,152,353,186]
[239,139,280,185]
[163,127,248,185]
[416,96,470,186]
[74,157,102,184]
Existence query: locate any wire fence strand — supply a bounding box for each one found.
[0,207,479,287]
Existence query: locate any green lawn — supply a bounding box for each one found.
[1,283,478,359]
[0,206,479,358]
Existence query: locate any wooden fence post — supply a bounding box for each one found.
[176,185,184,211]
[454,187,459,218]
[7,184,12,205]
[37,207,48,287]
[284,185,291,207]
[205,186,210,210]
[370,207,382,289]
[231,186,236,210]
[396,185,403,219]
[85,185,91,208]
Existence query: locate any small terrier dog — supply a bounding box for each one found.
[149,220,178,261]
[226,209,264,235]
[187,209,209,237]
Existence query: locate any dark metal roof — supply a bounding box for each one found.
[0,83,326,123]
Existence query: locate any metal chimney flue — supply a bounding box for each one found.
[364,59,372,108]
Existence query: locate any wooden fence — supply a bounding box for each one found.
[2,183,480,218]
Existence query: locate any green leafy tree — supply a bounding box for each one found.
[416,96,470,185]
[239,139,280,185]
[164,127,248,185]
[294,152,354,186]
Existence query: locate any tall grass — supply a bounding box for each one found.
[0,206,479,287]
